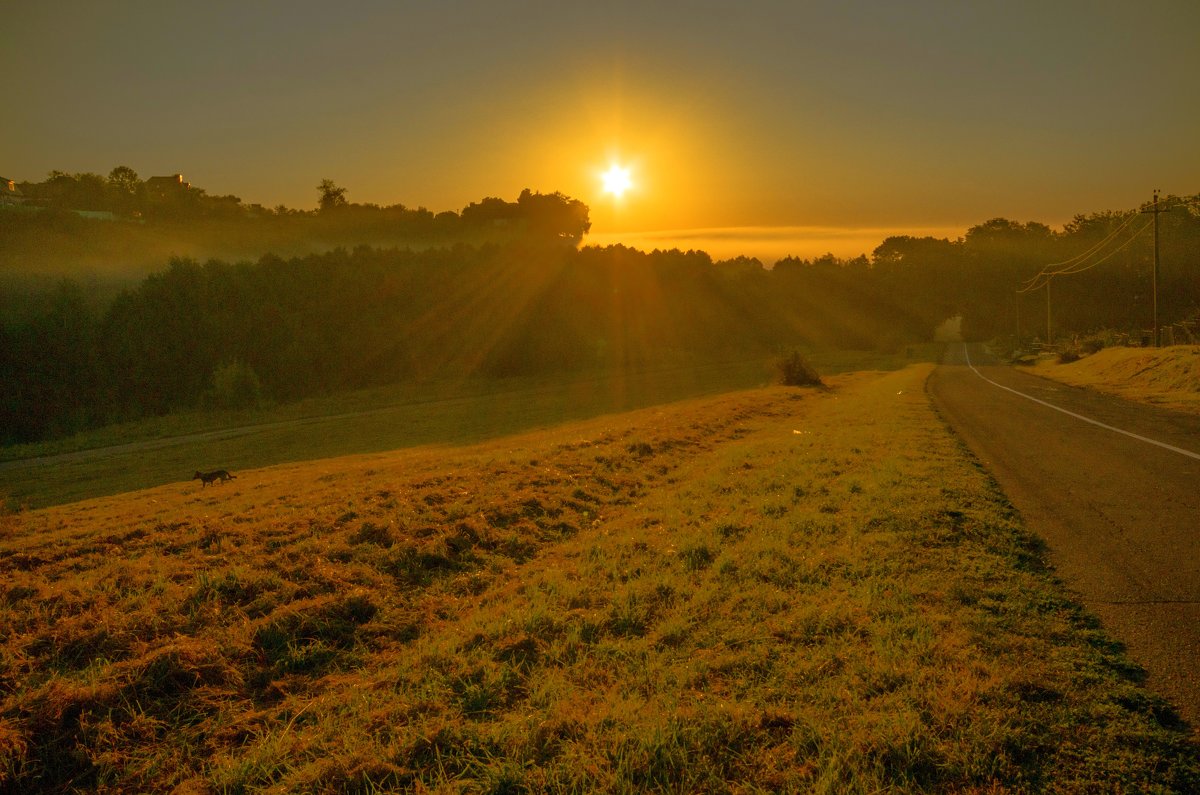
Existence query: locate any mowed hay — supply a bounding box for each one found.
[1,367,1197,793]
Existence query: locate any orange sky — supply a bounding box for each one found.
[4,2,1199,258]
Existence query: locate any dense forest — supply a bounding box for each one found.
[0,243,929,443]
[2,168,1198,445]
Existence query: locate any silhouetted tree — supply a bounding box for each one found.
[36,171,110,211]
[106,166,143,215]
[516,189,592,244]
[317,179,348,212]
[460,196,519,227]
[0,281,106,442]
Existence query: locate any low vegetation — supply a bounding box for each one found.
[776,351,824,388]
[1033,345,1200,414]
[2,366,1196,793]
[0,347,938,510]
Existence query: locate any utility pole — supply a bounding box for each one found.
[1140,189,1169,347]
[1045,277,1052,345]
[1015,290,1021,341]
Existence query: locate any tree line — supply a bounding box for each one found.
[3,188,1198,446]
[13,168,589,235]
[0,242,926,444]
[865,198,1200,343]
[1,169,590,276]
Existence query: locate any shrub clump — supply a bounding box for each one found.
[680,543,716,572]
[205,359,266,409]
[776,351,823,387]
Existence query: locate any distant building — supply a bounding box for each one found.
[0,177,25,206]
[145,173,191,200]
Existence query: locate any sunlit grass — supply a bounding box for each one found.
[1033,344,1200,414]
[1,365,1195,791]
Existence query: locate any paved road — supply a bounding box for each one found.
[929,343,1200,729]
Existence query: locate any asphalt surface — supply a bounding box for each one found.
[929,343,1200,729]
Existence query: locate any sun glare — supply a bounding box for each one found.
[601,164,633,198]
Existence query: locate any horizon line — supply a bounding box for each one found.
[581,223,975,264]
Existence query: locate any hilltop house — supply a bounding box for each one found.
[145,173,191,200]
[0,177,25,206]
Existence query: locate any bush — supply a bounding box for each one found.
[206,360,265,409]
[1057,350,1080,364]
[988,335,1023,362]
[776,351,823,387]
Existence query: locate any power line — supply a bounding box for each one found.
[1015,191,1185,347]
[1020,218,1142,291]
[1048,218,1153,276]
[1025,211,1140,283]
[1018,217,1152,293]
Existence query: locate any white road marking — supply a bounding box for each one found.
[963,344,1200,461]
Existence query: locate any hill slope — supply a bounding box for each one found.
[1034,345,1200,413]
[1,367,1197,792]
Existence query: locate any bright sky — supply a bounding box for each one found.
[4,1,1198,257]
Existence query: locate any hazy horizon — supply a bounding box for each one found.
[584,223,970,264]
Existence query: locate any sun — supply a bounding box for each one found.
[601,164,633,198]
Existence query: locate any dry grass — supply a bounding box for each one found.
[1,366,1197,793]
[1034,345,1200,413]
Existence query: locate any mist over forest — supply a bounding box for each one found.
[0,170,590,281]
[2,168,1199,445]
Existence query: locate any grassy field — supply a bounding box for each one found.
[2,364,1196,793]
[1031,345,1200,414]
[0,346,939,510]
